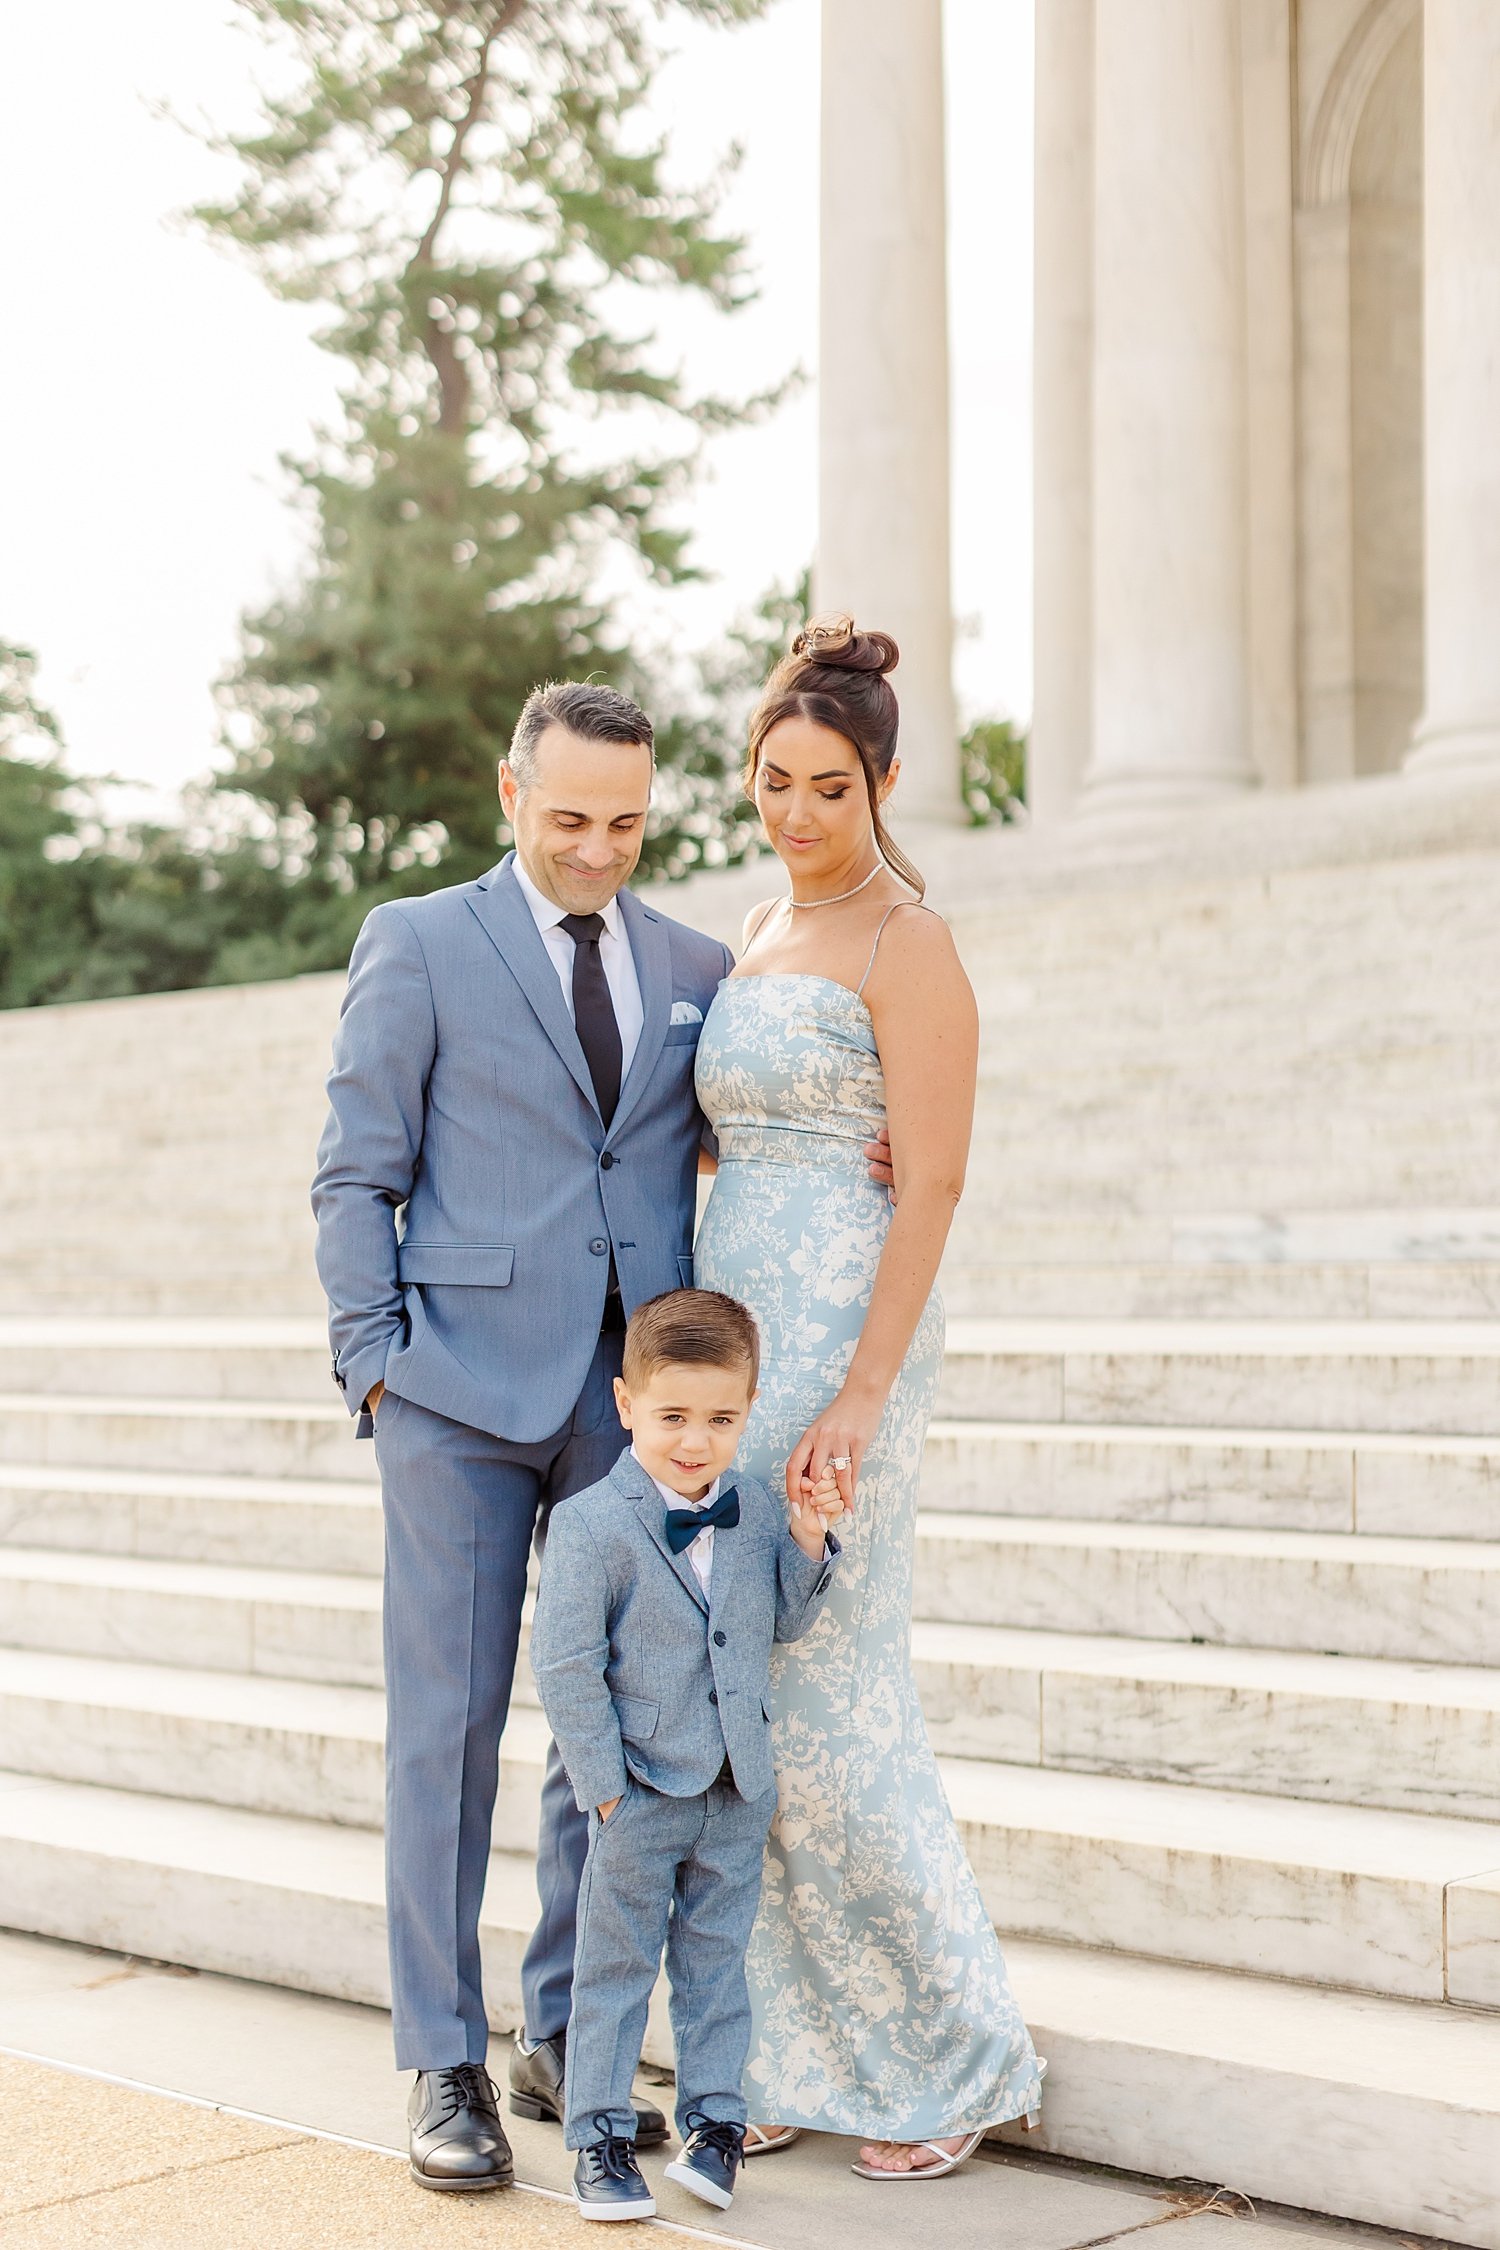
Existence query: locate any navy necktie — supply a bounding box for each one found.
[664,1486,740,1554]
[559,912,623,1126]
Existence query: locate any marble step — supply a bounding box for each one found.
[0,1773,1495,2245]
[3,1419,1491,1583]
[5,1545,1499,1818]
[0,1648,540,1847]
[1,1647,1496,2006]
[9,1445,1495,1650]
[17,1315,1500,1462]
[915,1513,1500,1667]
[939,1316,1500,1433]
[947,1757,1500,2010]
[0,1395,372,1483]
[0,1463,383,1574]
[923,1417,1500,1538]
[939,1259,1500,1320]
[0,1319,332,1403]
[7,1415,1494,1579]
[995,1937,1500,2247]
[910,1620,1500,1820]
[0,1547,383,1688]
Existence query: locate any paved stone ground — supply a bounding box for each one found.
[0,1930,1453,2250]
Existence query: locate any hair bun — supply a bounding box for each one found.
[791,612,899,678]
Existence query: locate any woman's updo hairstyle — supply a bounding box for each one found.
[745,611,924,897]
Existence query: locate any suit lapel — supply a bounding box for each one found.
[609,889,672,1142]
[614,1455,710,1616]
[465,857,599,1120]
[704,1493,743,1623]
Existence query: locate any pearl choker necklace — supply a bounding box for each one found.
[786,860,883,910]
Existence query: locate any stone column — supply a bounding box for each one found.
[817,0,963,823]
[1030,0,1094,823]
[1080,0,1257,818]
[1406,0,1500,773]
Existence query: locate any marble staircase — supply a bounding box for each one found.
[4,818,1500,2243]
[2,1315,1499,2242]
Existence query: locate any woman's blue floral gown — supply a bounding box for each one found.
[694,968,1043,2140]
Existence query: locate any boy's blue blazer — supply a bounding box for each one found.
[530,1449,838,1813]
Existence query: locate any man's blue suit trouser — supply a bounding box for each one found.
[372,1331,626,2071]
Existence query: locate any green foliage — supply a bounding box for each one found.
[641,572,806,881]
[200,0,783,892]
[0,643,99,1008]
[962,715,1028,826]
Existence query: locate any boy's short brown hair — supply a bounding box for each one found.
[622,1288,760,1394]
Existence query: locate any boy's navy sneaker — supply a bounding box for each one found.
[664,2114,744,2209]
[573,2126,655,2222]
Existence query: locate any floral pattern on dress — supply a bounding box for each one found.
[695,972,1043,2139]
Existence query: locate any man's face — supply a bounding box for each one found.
[499,725,653,914]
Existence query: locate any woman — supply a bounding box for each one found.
[693,615,1043,2180]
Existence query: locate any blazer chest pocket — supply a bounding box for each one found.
[663,1024,701,1048]
[615,1693,659,1742]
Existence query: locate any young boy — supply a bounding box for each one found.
[529,1287,843,2221]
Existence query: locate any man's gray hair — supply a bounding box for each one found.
[507,680,655,792]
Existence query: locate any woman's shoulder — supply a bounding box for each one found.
[857,896,973,1025]
[740,896,783,951]
[863,894,959,971]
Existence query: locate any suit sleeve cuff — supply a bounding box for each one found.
[335,1338,395,1421]
[566,1753,629,1814]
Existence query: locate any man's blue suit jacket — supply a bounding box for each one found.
[311,853,734,1443]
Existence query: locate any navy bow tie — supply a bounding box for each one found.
[664,1486,739,1554]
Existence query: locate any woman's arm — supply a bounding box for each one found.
[785,910,977,1512]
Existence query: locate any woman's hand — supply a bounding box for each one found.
[785,1383,884,1517]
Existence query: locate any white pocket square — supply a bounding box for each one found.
[669,1001,703,1026]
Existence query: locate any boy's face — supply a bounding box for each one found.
[613,1360,757,1502]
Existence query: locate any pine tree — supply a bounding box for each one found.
[198,0,776,893]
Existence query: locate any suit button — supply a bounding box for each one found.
[713,1630,727,1647]
[600,1152,615,1170]
[708,1690,718,1705]
[589,1238,608,1255]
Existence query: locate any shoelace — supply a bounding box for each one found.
[433,2063,498,2125]
[588,2115,640,2182]
[683,2112,743,2162]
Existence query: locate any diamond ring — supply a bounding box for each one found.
[828,1455,853,1470]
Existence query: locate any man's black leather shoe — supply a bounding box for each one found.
[408,2064,514,2192]
[573,2127,655,2221]
[509,2032,669,2147]
[664,2114,744,2209]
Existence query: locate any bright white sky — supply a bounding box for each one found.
[0,1,1032,815]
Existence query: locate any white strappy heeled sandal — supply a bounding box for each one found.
[851,2127,987,2181]
[850,2064,1046,2182]
[742,2122,803,2157]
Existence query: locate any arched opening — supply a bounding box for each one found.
[1348,14,1424,773]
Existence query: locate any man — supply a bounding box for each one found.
[312,680,890,2192]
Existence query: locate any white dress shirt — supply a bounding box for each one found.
[513,858,644,1078]
[635,1448,721,1597]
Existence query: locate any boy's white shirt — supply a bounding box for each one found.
[632,1444,721,1597]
